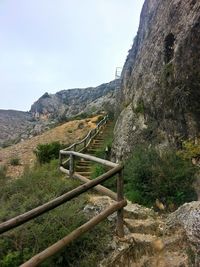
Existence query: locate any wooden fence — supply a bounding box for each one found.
[0,115,127,267]
[60,114,109,166]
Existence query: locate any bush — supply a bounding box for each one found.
[91,164,116,193]
[0,165,7,179]
[134,100,145,114]
[10,157,20,166]
[0,160,111,267]
[34,142,62,164]
[177,138,200,160]
[124,146,197,210]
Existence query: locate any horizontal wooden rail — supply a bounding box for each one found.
[60,151,118,168]
[60,166,117,200]
[20,199,127,267]
[62,115,108,152]
[0,165,122,234]
[60,114,108,166]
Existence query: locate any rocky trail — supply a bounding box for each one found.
[85,196,199,267]
[73,123,200,267]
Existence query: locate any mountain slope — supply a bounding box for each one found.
[30,80,119,120]
[0,80,119,148]
[0,116,99,177]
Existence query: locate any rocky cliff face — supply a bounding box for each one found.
[112,0,200,160]
[30,80,119,121]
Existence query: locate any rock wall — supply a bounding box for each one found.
[112,0,200,160]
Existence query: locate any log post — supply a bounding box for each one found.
[69,153,75,178]
[84,139,87,148]
[59,152,62,166]
[116,168,124,237]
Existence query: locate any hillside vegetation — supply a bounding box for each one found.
[0,116,99,178]
[0,160,112,267]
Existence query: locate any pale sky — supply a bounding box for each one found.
[0,0,144,111]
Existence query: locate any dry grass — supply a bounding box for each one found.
[0,115,100,178]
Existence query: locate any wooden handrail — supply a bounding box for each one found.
[1,114,126,267]
[62,115,108,152]
[60,114,108,166]
[0,165,122,234]
[20,200,127,267]
[59,150,125,239]
[60,150,118,168]
[60,167,118,200]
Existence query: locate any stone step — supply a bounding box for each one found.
[143,251,188,267]
[90,144,102,148]
[76,166,92,171]
[77,171,92,177]
[93,140,104,143]
[76,162,91,166]
[127,232,158,245]
[124,202,156,220]
[93,138,104,141]
[124,218,162,235]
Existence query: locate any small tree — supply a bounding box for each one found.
[34,142,62,164]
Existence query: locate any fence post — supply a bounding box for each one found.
[59,152,62,166]
[69,154,75,179]
[116,168,124,237]
[84,139,87,148]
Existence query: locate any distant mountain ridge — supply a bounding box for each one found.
[0,80,119,148]
[30,80,119,121]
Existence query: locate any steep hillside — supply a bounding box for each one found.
[30,80,119,121]
[112,0,200,160]
[0,116,99,178]
[0,110,36,147]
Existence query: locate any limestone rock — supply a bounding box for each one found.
[112,0,200,160]
[166,201,200,261]
[30,80,120,121]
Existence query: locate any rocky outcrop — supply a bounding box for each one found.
[0,109,53,148]
[166,201,200,263]
[112,0,200,160]
[0,110,34,147]
[0,80,119,148]
[86,196,199,266]
[30,80,119,121]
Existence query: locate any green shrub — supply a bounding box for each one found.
[124,146,197,209]
[91,164,116,192]
[72,113,89,120]
[0,165,7,179]
[10,157,20,166]
[177,138,200,160]
[134,100,145,114]
[0,160,111,267]
[34,141,62,164]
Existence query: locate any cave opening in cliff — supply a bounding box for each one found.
[164,33,175,63]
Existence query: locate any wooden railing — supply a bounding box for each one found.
[60,114,109,166]
[0,115,127,267]
[59,150,126,237]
